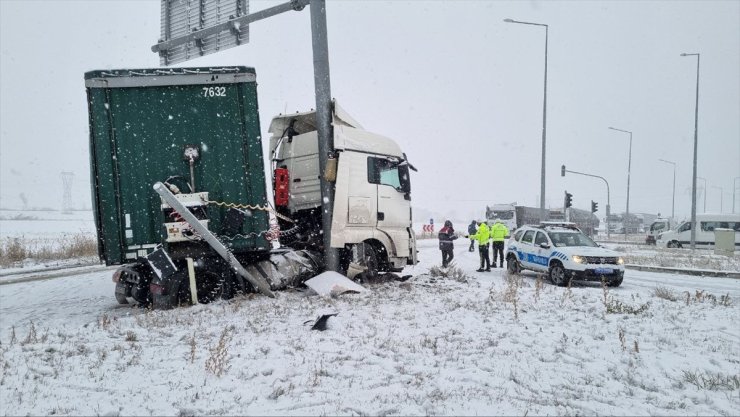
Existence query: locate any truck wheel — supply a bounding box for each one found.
[506,255,520,275]
[348,242,379,282]
[667,241,681,249]
[197,271,227,303]
[549,262,568,287]
[114,282,129,304]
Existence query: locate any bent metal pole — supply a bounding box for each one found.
[153,182,276,298]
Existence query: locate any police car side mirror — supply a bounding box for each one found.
[539,243,550,249]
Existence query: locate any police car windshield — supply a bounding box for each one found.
[547,231,598,247]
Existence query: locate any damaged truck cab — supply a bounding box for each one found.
[269,103,417,276]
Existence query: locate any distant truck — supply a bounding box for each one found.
[85,66,416,308]
[486,203,541,235]
[486,203,598,236]
[645,218,672,245]
[550,208,600,236]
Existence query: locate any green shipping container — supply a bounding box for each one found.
[85,67,270,266]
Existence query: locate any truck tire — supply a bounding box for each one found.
[549,261,568,287]
[347,242,379,282]
[114,282,129,304]
[194,271,227,304]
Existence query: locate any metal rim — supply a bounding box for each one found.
[550,263,566,286]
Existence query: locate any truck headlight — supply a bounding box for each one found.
[572,255,585,264]
[617,257,625,265]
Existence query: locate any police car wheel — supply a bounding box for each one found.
[549,262,568,287]
[607,275,624,287]
[506,256,520,275]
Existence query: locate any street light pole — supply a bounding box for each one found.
[711,185,723,213]
[658,159,676,220]
[697,176,707,213]
[608,126,632,238]
[734,177,740,214]
[681,52,700,250]
[504,18,548,223]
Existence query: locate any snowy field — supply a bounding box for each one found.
[1,239,739,416]
[0,210,95,240]
[0,210,98,273]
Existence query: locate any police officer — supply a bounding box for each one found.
[490,219,509,268]
[467,220,477,252]
[468,220,491,272]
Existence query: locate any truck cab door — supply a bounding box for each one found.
[368,156,411,257]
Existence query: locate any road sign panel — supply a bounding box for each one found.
[158,0,250,66]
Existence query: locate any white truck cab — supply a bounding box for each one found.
[645,218,672,245]
[268,102,417,275]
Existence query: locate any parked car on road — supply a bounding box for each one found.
[506,222,625,287]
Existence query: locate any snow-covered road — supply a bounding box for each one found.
[1,241,738,340]
[1,239,739,416]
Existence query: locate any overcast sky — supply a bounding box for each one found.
[1,0,738,221]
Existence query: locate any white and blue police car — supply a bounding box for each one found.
[505,222,625,287]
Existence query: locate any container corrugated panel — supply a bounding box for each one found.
[85,66,269,265]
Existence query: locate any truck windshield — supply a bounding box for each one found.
[493,211,514,220]
[368,156,411,193]
[547,232,598,247]
[650,222,666,232]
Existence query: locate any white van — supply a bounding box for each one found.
[656,214,740,249]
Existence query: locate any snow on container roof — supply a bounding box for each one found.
[84,66,255,88]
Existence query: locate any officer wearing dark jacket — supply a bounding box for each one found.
[438,220,458,267]
[467,220,477,252]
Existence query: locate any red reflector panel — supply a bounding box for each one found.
[149,283,166,295]
[274,168,290,207]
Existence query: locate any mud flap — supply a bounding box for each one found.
[409,228,418,266]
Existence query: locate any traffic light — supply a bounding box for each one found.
[561,165,566,177]
[591,200,598,213]
[564,191,573,208]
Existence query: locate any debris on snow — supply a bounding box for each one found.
[304,271,368,297]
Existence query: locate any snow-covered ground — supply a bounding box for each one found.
[0,209,95,240]
[1,238,739,416]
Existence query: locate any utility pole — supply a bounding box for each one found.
[681,52,700,250]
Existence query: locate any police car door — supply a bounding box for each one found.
[533,231,552,272]
[518,230,536,269]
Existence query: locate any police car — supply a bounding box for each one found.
[505,222,625,287]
